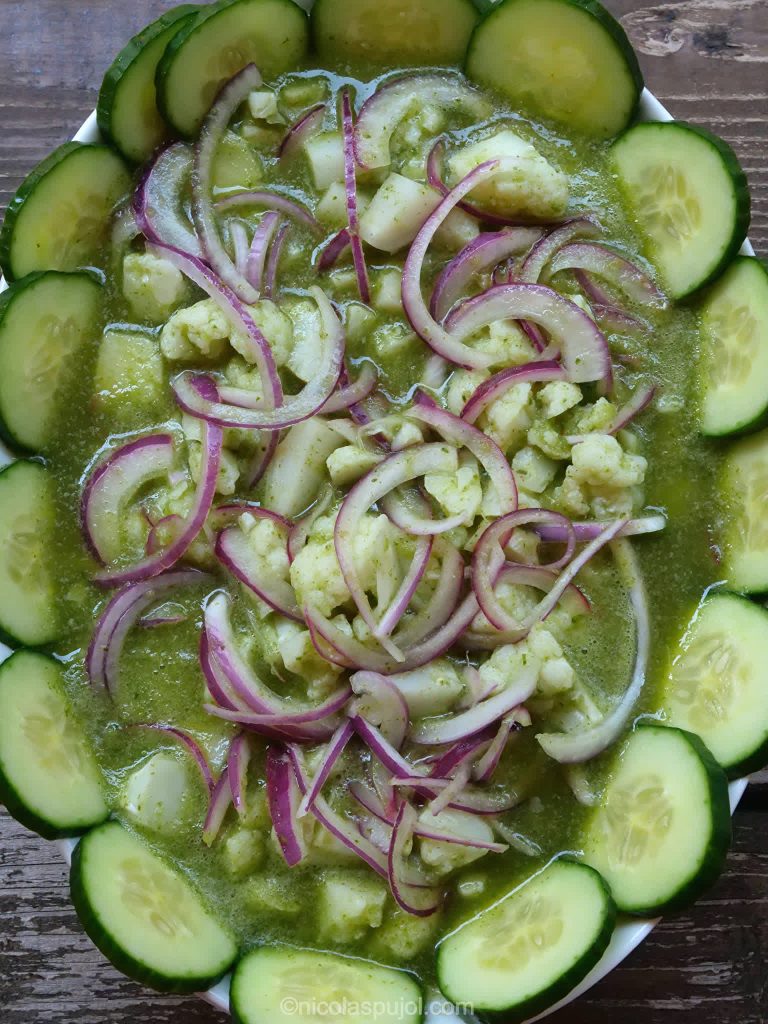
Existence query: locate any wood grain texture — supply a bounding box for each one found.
[0,1,766,1021]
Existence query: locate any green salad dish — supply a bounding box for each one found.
[0,0,765,1021]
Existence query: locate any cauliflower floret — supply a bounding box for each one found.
[479,627,575,702]
[448,130,569,221]
[446,369,488,416]
[567,397,617,435]
[290,534,349,618]
[372,268,403,313]
[511,446,558,494]
[504,525,542,565]
[231,299,293,368]
[424,459,482,525]
[538,381,582,419]
[160,299,231,360]
[242,514,291,578]
[570,435,646,489]
[326,445,383,488]
[317,872,387,944]
[418,810,496,875]
[527,420,573,460]
[480,381,534,452]
[275,619,344,696]
[374,907,441,961]
[188,443,240,495]
[123,252,187,324]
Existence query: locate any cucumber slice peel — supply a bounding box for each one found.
[71,821,238,993]
[699,256,768,437]
[437,859,616,1022]
[0,460,58,648]
[611,121,750,300]
[663,592,768,777]
[0,271,103,453]
[465,0,643,139]
[0,651,108,839]
[582,724,731,915]
[156,0,310,138]
[0,143,132,281]
[230,947,424,1024]
[97,4,200,164]
[721,427,768,595]
[311,0,479,67]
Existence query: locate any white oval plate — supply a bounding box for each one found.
[0,83,755,1024]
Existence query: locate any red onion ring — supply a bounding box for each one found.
[133,142,202,257]
[228,733,251,819]
[263,220,289,300]
[388,802,442,917]
[317,228,351,272]
[245,211,280,291]
[374,538,433,641]
[548,242,667,308]
[461,360,566,424]
[520,216,603,283]
[297,720,354,817]
[278,103,326,162]
[202,767,233,846]
[266,746,307,866]
[319,361,378,414]
[341,87,370,303]
[215,190,320,234]
[215,519,301,621]
[349,672,410,749]
[138,723,215,794]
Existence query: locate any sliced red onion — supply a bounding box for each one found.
[537,538,650,763]
[351,716,424,779]
[591,302,649,335]
[199,629,248,713]
[461,361,566,424]
[520,216,602,284]
[279,103,326,161]
[288,745,389,878]
[374,538,433,641]
[203,768,233,846]
[216,190,320,234]
[266,747,307,866]
[574,267,613,308]
[426,761,472,816]
[263,220,289,300]
[341,88,370,303]
[246,431,280,489]
[215,522,301,621]
[357,813,394,853]
[138,612,188,629]
[287,485,334,564]
[392,539,464,649]
[423,354,450,390]
[82,434,176,565]
[391,775,521,815]
[415,809,508,852]
[230,220,249,277]
[411,664,537,745]
[492,821,542,857]
[204,686,350,727]
[297,720,354,817]
[145,514,184,557]
[148,242,282,409]
[430,227,542,321]
[246,211,280,291]
[192,65,264,304]
[349,674,410,749]
[95,381,223,586]
[444,283,612,386]
[427,732,493,778]
[172,286,344,431]
[87,570,208,693]
[473,711,528,782]
[317,228,352,272]
[534,514,666,544]
[355,74,490,170]
[228,733,251,819]
[548,243,667,308]
[381,487,466,537]
[349,780,394,824]
[407,391,517,517]
[140,724,215,794]
[388,802,442,917]
[320,361,378,414]
[334,443,459,657]
[608,384,656,434]
[133,142,202,257]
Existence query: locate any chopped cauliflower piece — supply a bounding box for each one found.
[419,810,496,874]
[528,420,573,460]
[448,130,569,221]
[326,445,382,488]
[304,131,345,190]
[511,446,558,494]
[231,299,293,368]
[567,397,617,435]
[375,907,441,960]
[424,459,482,525]
[222,828,265,877]
[538,381,582,419]
[434,204,480,251]
[188,443,240,495]
[274,619,344,696]
[241,514,291,578]
[290,533,349,618]
[372,268,403,313]
[389,660,464,718]
[247,88,282,123]
[284,298,323,383]
[317,872,387,943]
[123,252,187,324]
[480,381,534,452]
[570,435,646,489]
[160,299,230,361]
[446,369,488,416]
[121,752,190,834]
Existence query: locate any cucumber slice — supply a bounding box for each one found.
[230,947,423,1024]
[437,859,615,1023]
[611,122,750,300]
[70,821,238,993]
[0,651,108,839]
[721,427,768,594]
[662,593,768,777]
[157,0,309,139]
[465,0,643,140]
[698,257,768,437]
[0,272,103,453]
[97,5,200,164]
[0,143,132,281]
[582,725,730,915]
[0,461,58,648]
[311,0,479,66]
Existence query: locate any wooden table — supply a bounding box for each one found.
[1,1,766,1021]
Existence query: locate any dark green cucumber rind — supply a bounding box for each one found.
[156,0,309,139]
[465,0,644,137]
[700,257,768,439]
[97,4,200,162]
[0,460,56,650]
[618,726,732,917]
[437,860,616,1024]
[0,143,80,282]
[0,271,102,455]
[612,121,751,300]
[70,823,237,995]
[0,651,108,839]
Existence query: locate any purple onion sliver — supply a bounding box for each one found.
[228,733,251,818]
[266,747,307,866]
[263,220,290,300]
[246,211,280,291]
[215,190,321,234]
[203,768,233,846]
[298,720,354,816]
[278,103,326,161]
